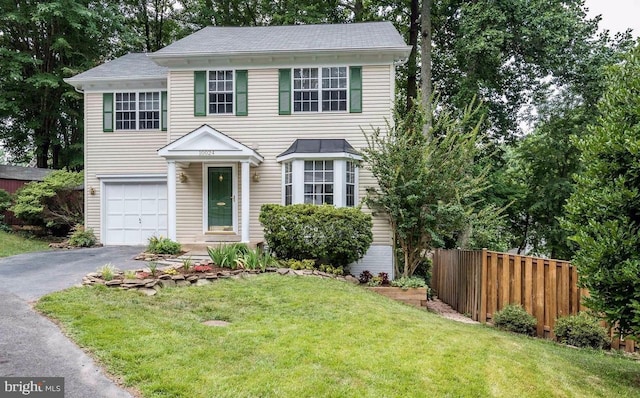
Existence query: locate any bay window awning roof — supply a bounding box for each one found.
[276,139,362,162]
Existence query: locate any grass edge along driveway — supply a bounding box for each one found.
[37,274,640,398]
[0,230,50,258]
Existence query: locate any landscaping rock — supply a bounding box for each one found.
[157,279,176,288]
[158,274,172,280]
[144,281,157,288]
[186,275,199,282]
[176,280,190,287]
[345,275,359,284]
[137,288,157,296]
[170,275,185,280]
[277,268,289,275]
[293,270,305,276]
[105,280,122,286]
[202,320,230,327]
[204,273,218,279]
[195,279,211,286]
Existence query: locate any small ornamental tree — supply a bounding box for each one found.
[11,170,83,235]
[362,100,488,278]
[563,44,640,336]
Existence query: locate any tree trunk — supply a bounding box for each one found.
[353,0,364,22]
[36,131,49,168]
[420,0,433,134]
[406,0,419,111]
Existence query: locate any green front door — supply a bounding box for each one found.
[208,167,233,231]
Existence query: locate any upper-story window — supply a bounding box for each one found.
[293,67,347,113]
[115,92,160,130]
[208,70,234,114]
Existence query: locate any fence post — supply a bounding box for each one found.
[479,248,488,323]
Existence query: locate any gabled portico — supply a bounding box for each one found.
[158,125,263,243]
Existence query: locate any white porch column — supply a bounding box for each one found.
[167,160,177,241]
[241,161,250,243]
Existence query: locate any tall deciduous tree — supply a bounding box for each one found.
[117,0,182,53]
[504,28,633,259]
[0,0,123,169]
[564,44,640,336]
[422,0,605,140]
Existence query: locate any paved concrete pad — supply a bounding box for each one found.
[0,246,143,301]
[0,246,144,397]
[0,293,133,398]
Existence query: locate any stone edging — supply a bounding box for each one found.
[82,267,361,296]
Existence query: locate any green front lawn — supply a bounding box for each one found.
[37,275,640,398]
[0,230,50,258]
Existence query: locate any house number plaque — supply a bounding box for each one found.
[199,150,215,156]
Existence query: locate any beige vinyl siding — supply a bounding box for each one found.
[170,65,393,245]
[84,91,167,242]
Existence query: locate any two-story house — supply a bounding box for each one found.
[65,22,411,277]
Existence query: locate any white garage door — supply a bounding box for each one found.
[104,182,168,245]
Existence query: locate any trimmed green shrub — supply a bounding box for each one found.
[11,170,83,235]
[147,236,181,255]
[259,203,373,267]
[280,259,316,271]
[493,304,537,336]
[391,276,427,289]
[553,313,610,349]
[68,224,97,247]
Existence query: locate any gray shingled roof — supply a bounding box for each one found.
[0,165,53,182]
[153,22,407,56]
[66,53,168,82]
[278,139,360,158]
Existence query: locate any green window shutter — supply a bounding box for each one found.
[161,91,168,131]
[103,93,113,132]
[235,70,248,116]
[349,66,362,113]
[278,69,291,115]
[194,71,206,116]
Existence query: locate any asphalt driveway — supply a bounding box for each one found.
[0,246,145,398]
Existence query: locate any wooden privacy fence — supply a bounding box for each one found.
[432,249,637,351]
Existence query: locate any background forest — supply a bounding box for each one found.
[0,0,636,261]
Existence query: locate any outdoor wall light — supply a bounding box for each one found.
[179,172,188,183]
[253,172,261,182]
[89,186,95,195]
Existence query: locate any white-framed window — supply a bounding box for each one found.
[138,92,160,129]
[282,159,358,207]
[304,160,334,205]
[293,67,347,113]
[115,92,160,130]
[321,67,348,111]
[346,161,356,207]
[284,162,293,205]
[209,70,234,114]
